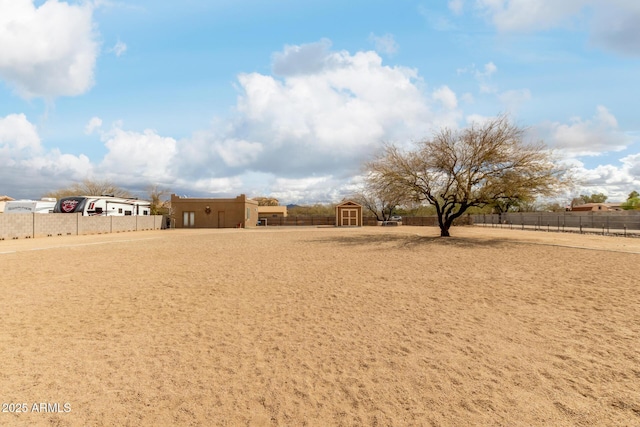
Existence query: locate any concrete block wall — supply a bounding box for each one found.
[471,211,640,231]
[34,213,78,237]
[138,216,162,231]
[0,214,164,240]
[0,213,34,239]
[111,216,137,233]
[78,216,112,235]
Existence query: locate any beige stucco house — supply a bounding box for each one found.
[571,203,623,212]
[170,194,259,228]
[0,195,14,214]
[257,205,288,222]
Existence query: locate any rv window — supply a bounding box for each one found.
[125,211,132,215]
[118,208,123,214]
[95,207,103,214]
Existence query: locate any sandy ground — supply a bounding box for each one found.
[1,226,639,426]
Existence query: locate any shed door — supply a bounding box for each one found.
[217,211,225,228]
[341,209,358,226]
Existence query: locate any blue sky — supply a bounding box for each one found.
[1,0,639,204]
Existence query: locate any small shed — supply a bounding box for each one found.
[335,200,363,227]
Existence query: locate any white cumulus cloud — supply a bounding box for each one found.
[569,157,640,201]
[214,139,264,168]
[475,0,587,32]
[369,33,399,55]
[0,113,92,197]
[223,43,438,175]
[433,86,458,110]
[0,0,99,99]
[474,0,640,56]
[84,116,103,135]
[540,106,631,156]
[98,125,178,185]
[589,1,640,56]
[0,113,41,158]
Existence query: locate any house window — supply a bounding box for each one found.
[183,211,195,227]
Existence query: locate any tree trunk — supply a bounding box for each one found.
[440,215,453,237]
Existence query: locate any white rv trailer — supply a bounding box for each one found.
[53,196,151,216]
[4,198,57,214]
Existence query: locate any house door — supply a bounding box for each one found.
[217,211,225,228]
[183,211,195,227]
[341,209,358,226]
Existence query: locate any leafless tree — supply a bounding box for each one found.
[147,185,171,215]
[351,173,409,221]
[366,115,569,236]
[44,179,132,200]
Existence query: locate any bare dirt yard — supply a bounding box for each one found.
[1,226,639,426]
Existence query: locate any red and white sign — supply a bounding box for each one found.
[61,199,79,213]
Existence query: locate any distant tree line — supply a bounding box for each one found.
[287,204,336,216]
[622,190,640,210]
